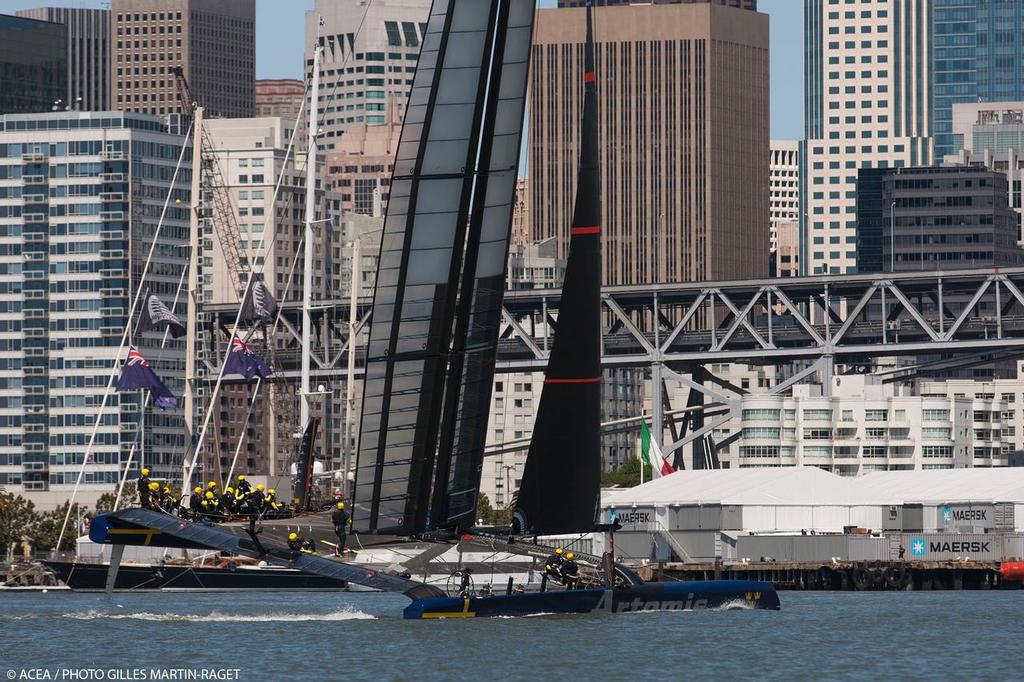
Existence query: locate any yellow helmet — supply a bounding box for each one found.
[207,482,217,489]
[163,486,171,494]
[237,475,245,481]
[141,468,150,476]
[555,547,563,555]
[194,487,202,494]
[226,486,234,494]
[267,489,276,495]
[205,491,215,499]
[288,532,298,541]
[566,552,575,560]
[148,482,159,490]
[337,502,345,509]
[256,484,265,492]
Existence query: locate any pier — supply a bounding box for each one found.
[641,560,1010,591]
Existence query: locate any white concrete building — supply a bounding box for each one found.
[0,111,189,509]
[918,378,1023,465]
[729,375,995,474]
[770,140,799,277]
[304,0,430,147]
[802,0,933,275]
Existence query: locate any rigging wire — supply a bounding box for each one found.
[54,121,195,553]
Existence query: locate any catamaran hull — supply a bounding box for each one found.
[403,580,780,619]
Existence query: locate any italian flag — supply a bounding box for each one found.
[640,419,676,478]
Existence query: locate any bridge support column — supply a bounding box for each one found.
[821,356,834,397]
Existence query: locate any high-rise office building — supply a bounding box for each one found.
[770,140,800,277]
[558,0,757,8]
[946,102,1024,242]
[16,7,110,112]
[203,117,345,477]
[0,14,66,115]
[933,0,1024,160]
[0,111,189,510]
[324,111,401,217]
[856,165,1024,273]
[304,0,430,147]
[255,79,304,120]
[802,0,933,275]
[531,3,770,286]
[110,0,255,118]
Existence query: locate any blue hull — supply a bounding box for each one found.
[404,580,780,619]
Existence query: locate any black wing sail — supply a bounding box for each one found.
[431,0,536,531]
[513,4,602,536]
[353,0,529,535]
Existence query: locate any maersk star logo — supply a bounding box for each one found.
[911,538,927,557]
[942,506,952,524]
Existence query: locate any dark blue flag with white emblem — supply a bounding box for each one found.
[136,292,186,338]
[239,277,279,325]
[222,335,272,381]
[116,346,177,409]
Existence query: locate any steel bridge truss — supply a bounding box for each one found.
[200,267,1024,463]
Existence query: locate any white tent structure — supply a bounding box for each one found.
[859,468,1024,505]
[602,467,897,535]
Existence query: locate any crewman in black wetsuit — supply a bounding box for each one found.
[146,482,161,511]
[561,552,580,590]
[189,486,204,517]
[201,491,219,518]
[264,489,282,514]
[137,468,152,508]
[220,485,235,512]
[246,484,266,515]
[544,547,565,583]
[235,474,252,496]
[288,532,316,555]
[331,502,350,555]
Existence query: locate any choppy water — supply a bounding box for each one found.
[2,590,1022,680]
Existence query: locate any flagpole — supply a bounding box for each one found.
[55,122,193,553]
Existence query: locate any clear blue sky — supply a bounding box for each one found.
[2,0,803,139]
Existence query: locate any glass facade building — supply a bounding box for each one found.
[0,14,67,115]
[0,111,189,509]
[933,0,1024,159]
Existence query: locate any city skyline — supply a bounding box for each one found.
[0,0,806,140]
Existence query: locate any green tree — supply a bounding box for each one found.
[600,457,651,488]
[96,482,137,512]
[31,501,83,552]
[0,491,37,553]
[476,492,512,527]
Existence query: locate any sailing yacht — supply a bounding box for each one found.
[87,0,779,617]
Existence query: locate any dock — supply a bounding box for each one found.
[639,560,1012,591]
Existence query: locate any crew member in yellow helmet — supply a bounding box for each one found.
[331,502,351,556]
[561,552,580,590]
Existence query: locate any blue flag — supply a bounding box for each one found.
[116,346,177,409]
[222,335,272,382]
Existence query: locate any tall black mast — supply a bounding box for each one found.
[513,2,602,536]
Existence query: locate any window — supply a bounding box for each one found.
[384,21,401,46]
[803,409,833,421]
[922,446,953,458]
[922,427,951,439]
[743,427,780,439]
[841,410,854,422]
[742,408,780,421]
[865,409,887,421]
[804,429,832,440]
[922,409,949,421]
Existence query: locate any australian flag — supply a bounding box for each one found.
[239,277,279,325]
[136,292,186,338]
[222,335,272,382]
[116,346,177,409]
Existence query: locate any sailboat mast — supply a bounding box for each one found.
[344,233,360,498]
[185,105,203,478]
[301,44,322,431]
